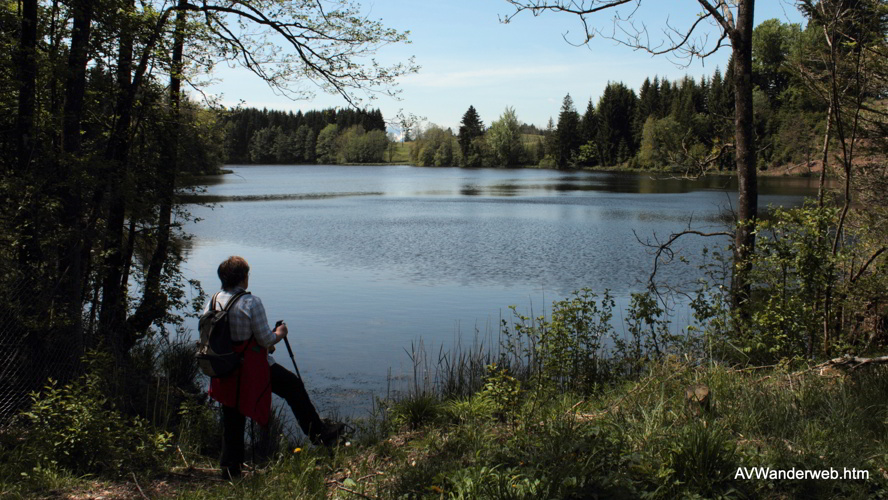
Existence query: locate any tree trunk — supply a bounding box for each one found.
[98,3,174,357]
[56,0,93,358]
[13,0,44,324]
[16,0,38,174]
[99,0,135,357]
[729,0,758,312]
[127,0,187,338]
[62,0,92,157]
[817,103,832,208]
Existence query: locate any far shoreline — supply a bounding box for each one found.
[196,162,822,179]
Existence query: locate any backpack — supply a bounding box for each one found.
[196,291,250,377]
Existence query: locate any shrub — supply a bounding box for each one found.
[17,355,172,476]
[480,363,522,421]
[688,201,887,364]
[443,393,496,425]
[612,290,680,376]
[176,397,219,457]
[501,289,615,394]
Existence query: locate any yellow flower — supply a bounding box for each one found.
[293,447,302,454]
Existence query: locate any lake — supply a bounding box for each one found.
[182,165,819,419]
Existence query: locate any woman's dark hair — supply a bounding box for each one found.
[218,256,250,289]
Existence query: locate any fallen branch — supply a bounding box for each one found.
[177,445,190,469]
[734,364,777,372]
[191,467,220,472]
[131,473,149,500]
[327,479,380,500]
[751,355,888,384]
[356,471,385,482]
[813,354,888,372]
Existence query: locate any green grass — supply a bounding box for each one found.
[385,141,412,164]
[178,361,888,498]
[6,357,888,499]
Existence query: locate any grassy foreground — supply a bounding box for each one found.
[6,358,888,499]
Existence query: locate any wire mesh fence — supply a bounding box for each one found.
[0,282,79,427]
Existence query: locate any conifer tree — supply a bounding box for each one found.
[458,105,485,167]
[555,93,581,168]
[578,99,599,166]
[596,82,638,166]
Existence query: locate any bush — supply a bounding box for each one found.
[501,289,616,393]
[688,201,887,364]
[17,355,172,476]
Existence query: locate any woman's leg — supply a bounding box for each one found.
[270,363,325,438]
[220,405,245,478]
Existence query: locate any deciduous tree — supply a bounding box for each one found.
[3,0,416,372]
[488,107,523,167]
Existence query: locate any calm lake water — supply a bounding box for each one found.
[182,165,819,418]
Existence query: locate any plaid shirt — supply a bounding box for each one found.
[203,287,277,348]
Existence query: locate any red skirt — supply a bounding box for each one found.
[209,339,271,427]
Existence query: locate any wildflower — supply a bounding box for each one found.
[293,447,302,454]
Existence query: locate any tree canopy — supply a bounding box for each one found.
[1,0,415,391]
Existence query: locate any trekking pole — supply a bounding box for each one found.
[283,337,302,379]
[276,320,302,379]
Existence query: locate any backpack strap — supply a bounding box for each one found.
[209,290,249,314]
[223,291,250,312]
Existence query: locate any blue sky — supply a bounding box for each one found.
[203,1,805,134]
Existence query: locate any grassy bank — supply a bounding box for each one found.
[191,362,888,499]
[4,357,887,499]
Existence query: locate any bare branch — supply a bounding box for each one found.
[696,0,733,31]
[814,354,888,372]
[634,227,733,287]
[501,0,636,21]
[851,247,887,283]
[504,0,737,66]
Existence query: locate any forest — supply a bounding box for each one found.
[223,107,387,164]
[410,18,839,171]
[230,17,855,176]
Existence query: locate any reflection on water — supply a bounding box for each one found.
[181,165,819,418]
[185,166,824,201]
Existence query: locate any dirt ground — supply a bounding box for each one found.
[35,469,222,500]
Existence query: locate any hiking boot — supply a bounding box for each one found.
[221,465,241,481]
[312,419,348,447]
[320,422,347,446]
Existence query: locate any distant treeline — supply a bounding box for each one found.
[414,18,830,171]
[223,107,387,164]
[223,19,839,172]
